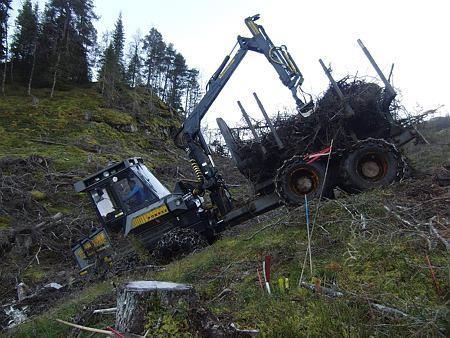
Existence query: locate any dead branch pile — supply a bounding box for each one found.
[0,156,101,329]
[0,156,94,257]
[233,77,399,182]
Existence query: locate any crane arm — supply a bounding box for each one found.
[175,15,312,216]
[182,14,311,138]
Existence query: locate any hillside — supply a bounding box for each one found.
[1,87,449,336]
[0,85,197,329]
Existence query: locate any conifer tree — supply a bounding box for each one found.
[98,43,120,105]
[1,0,12,94]
[184,68,200,114]
[11,0,39,85]
[35,0,97,93]
[167,52,187,110]
[112,13,125,77]
[71,0,98,83]
[0,0,12,61]
[142,27,165,89]
[160,43,175,100]
[126,37,142,88]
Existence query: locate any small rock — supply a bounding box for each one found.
[14,233,33,254]
[4,306,27,329]
[17,282,30,302]
[84,111,92,121]
[31,96,39,107]
[44,282,63,290]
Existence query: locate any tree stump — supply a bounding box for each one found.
[115,281,197,335]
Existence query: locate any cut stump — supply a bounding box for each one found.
[115,281,197,334]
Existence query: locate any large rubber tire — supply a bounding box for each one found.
[275,156,332,206]
[153,228,207,262]
[340,138,404,192]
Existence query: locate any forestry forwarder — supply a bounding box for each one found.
[72,15,416,273]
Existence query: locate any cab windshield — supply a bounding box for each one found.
[131,164,170,199]
[112,171,159,213]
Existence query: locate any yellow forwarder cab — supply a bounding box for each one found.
[72,158,215,273]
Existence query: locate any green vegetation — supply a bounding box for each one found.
[0,215,14,229]
[2,88,448,336]
[11,185,449,337]
[0,85,181,172]
[404,115,450,171]
[12,281,113,338]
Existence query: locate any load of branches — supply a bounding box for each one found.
[232,77,404,183]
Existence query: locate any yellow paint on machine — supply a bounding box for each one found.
[81,231,107,251]
[132,204,169,229]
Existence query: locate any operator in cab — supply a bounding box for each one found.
[123,179,147,208]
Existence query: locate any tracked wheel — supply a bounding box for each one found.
[153,228,207,262]
[275,156,331,205]
[340,138,406,192]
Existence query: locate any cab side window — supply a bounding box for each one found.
[90,188,117,220]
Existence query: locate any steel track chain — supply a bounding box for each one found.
[342,138,408,184]
[274,155,312,206]
[274,138,407,206]
[153,227,206,260]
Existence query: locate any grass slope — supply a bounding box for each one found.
[12,181,449,337]
[0,85,180,172]
[2,87,449,336]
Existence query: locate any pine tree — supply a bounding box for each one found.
[1,0,12,94]
[71,0,98,83]
[98,43,120,105]
[142,27,165,89]
[11,0,39,85]
[112,13,125,77]
[126,37,142,88]
[0,0,12,61]
[167,52,187,110]
[35,0,97,93]
[184,68,200,114]
[160,43,175,100]
[97,13,126,103]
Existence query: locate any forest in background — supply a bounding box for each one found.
[0,0,202,114]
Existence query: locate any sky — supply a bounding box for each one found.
[10,0,450,128]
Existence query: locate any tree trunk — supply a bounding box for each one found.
[50,50,61,98]
[115,281,197,335]
[51,12,69,98]
[9,56,13,84]
[28,44,37,96]
[1,22,8,96]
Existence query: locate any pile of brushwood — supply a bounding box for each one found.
[0,156,137,329]
[233,77,409,183]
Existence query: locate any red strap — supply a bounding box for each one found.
[106,327,124,338]
[305,146,332,164]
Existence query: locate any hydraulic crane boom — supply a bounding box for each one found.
[175,15,312,216]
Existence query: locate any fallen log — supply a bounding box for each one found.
[299,281,344,297]
[429,217,450,251]
[93,307,117,314]
[56,319,114,336]
[115,281,197,335]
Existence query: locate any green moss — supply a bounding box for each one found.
[30,190,46,201]
[22,266,46,283]
[4,86,448,336]
[0,215,14,228]
[92,108,134,126]
[144,294,192,337]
